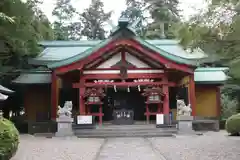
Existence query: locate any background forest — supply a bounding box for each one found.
[1,0,240,117]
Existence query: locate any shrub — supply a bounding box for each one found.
[221,94,238,120]
[0,118,19,159]
[225,113,240,136]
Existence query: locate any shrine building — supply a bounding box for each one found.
[13,19,228,126]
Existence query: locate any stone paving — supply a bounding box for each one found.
[12,131,240,160]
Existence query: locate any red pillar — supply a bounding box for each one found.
[162,76,169,115]
[79,77,86,115]
[79,87,86,115]
[189,74,196,116]
[99,105,103,125]
[51,71,58,120]
[146,103,149,124]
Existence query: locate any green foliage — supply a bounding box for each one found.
[225,113,240,135]
[0,12,14,23]
[175,0,240,108]
[144,0,180,39]
[121,0,147,36]
[52,0,81,40]
[0,118,19,159]
[80,0,112,40]
[221,94,238,119]
[121,0,180,39]
[0,0,54,84]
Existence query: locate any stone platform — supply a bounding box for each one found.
[73,124,177,138]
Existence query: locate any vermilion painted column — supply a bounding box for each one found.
[162,76,169,115]
[79,87,86,115]
[163,85,169,115]
[79,77,86,115]
[189,74,196,116]
[51,71,58,120]
[146,103,149,124]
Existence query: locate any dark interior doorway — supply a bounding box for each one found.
[103,87,145,122]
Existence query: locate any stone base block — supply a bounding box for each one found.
[55,117,74,137]
[55,130,73,137]
[178,120,195,134]
[177,115,193,121]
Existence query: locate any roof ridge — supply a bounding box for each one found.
[47,38,112,69]
[134,37,198,66]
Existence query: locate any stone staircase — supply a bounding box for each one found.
[73,124,177,138]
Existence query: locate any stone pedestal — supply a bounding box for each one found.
[177,115,195,134]
[55,116,74,137]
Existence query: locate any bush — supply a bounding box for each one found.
[225,113,240,136]
[0,118,19,159]
[221,94,238,120]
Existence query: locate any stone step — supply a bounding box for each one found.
[72,124,177,130]
[73,125,178,138]
[74,129,177,134]
[75,131,176,138]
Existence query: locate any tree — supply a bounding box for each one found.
[0,0,54,84]
[144,0,180,39]
[80,0,112,40]
[120,0,181,39]
[0,12,14,23]
[52,0,81,40]
[121,0,147,36]
[175,0,240,112]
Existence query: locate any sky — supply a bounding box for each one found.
[38,0,207,25]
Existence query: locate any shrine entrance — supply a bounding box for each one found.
[103,88,145,124]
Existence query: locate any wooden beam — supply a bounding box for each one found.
[86,46,122,69]
[124,47,163,68]
[82,73,165,80]
[73,81,176,88]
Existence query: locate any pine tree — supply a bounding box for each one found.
[80,0,112,40]
[145,0,180,39]
[0,0,54,83]
[120,0,147,37]
[52,0,81,40]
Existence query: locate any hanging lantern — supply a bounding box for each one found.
[148,93,160,102]
[88,96,100,103]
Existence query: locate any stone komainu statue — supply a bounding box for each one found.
[177,99,192,116]
[57,101,73,117]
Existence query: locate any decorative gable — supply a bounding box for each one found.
[96,52,151,69]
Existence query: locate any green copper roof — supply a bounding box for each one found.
[30,18,207,68]
[46,37,200,69]
[133,37,199,66]
[47,38,114,68]
[44,37,205,69]
[194,67,229,84]
[38,40,102,47]
[12,72,51,84]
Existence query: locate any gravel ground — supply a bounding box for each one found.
[12,131,240,160]
[11,135,104,160]
[149,131,240,160]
